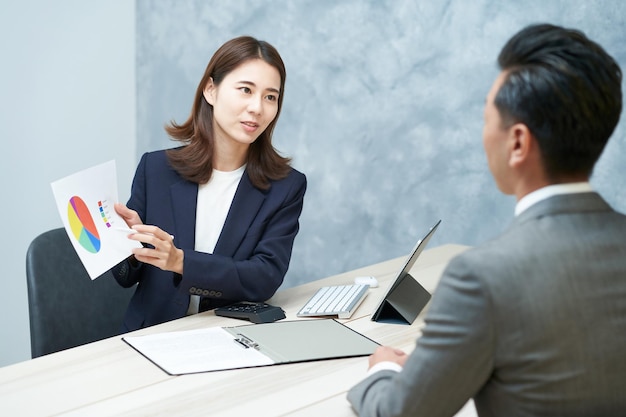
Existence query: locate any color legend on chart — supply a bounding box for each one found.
[98,200,112,228]
[67,195,101,253]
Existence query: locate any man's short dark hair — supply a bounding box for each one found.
[495,23,622,180]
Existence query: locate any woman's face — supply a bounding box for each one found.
[203,59,281,150]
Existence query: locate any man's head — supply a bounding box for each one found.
[483,23,622,192]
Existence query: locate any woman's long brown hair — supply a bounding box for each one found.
[165,36,291,190]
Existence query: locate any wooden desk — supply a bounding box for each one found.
[0,244,471,416]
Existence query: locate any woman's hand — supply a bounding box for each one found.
[127,224,185,274]
[114,203,143,228]
[115,203,184,274]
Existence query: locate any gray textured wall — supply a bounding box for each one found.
[1,1,135,367]
[136,0,626,289]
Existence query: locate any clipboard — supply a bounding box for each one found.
[122,319,379,375]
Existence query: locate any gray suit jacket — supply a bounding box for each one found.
[348,192,626,417]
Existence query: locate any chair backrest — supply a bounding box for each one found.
[26,228,134,358]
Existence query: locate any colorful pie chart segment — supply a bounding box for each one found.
[67,196,101,253]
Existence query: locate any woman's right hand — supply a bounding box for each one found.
[114,203,143,228]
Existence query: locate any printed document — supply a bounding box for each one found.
[51,160,141,279]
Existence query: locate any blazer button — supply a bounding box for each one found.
[202,290,210,296]
[209,290,216,297]
[189,287,197,295]
[215,292,222,297]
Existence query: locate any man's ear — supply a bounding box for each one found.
[508,123,534,168]
[203,78,215,105]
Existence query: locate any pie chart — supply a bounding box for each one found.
[67,196,101,253]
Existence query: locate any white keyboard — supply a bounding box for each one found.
[297,284,370,319]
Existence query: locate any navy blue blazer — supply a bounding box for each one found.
[113,150,307,331]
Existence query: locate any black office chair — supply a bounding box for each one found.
[26,228,134,358]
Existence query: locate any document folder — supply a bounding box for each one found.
[123,319,379,375]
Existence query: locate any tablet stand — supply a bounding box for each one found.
[371,273,431,325]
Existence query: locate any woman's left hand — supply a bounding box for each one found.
[127,224,184,274]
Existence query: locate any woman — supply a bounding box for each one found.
[112,36,307,332]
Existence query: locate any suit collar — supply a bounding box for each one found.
[214,172,266,255]
[514,192,611,226]
[171,180,198,250]
[515,182,593,216]
[168,171,267,254]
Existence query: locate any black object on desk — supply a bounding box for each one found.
[215,301,286,323]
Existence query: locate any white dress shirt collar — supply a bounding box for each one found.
[515,182,594,216]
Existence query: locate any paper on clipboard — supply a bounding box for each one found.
[122,319,380,375]
[50,160,142,279]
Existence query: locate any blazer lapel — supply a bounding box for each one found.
[214,172,266,255]
[171,180,198,250]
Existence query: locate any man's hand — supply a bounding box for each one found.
[368,346,408,369]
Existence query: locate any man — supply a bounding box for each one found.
[347,23,626,417]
